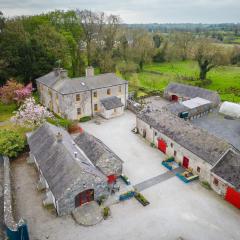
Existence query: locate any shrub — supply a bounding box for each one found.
[47,115,72,129]
[103,207,110,219]
[68,122,83,134]
[201,181,212,190]
[0,129,25,157]
[79,116,92,122]
[0,79,23,104]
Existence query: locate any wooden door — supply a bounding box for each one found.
[182,156,189,168]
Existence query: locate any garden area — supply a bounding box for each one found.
[127,61,240,102]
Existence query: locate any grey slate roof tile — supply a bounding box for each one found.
[100,96,124,110]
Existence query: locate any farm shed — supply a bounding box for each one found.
[27,123,109,216]
[74,131,123,183]
[164,83,221,107]
[211,149,240,208]
[219,101,240,118]
[100,96,124,119]
[136,109,231,183]
[164,97,212,119]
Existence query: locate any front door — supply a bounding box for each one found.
[182,156,189,168]
[75,189,94,208]
[158,139,167,154]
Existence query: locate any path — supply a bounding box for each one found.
[134,167,184,192]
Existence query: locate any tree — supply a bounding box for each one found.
[11,97,54,127]
[193,38,229,80]
[77,9,104,66]
[131,31,155,70]
[0,130,25,157]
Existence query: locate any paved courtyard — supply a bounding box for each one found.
[12,111,240,240]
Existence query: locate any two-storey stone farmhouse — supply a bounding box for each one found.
[36,67,128,120]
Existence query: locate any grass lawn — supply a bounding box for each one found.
[0,102,17,122]
[129,61,240,102]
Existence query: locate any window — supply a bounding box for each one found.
[107,88,111,95]
[77,108,81,115]
[154,131,157,136]
[213,178,219,186]
[114,108,117,113]
[197,166,201,173]
[76,94,81,101]
[118,86,122,93]
[93,91,97,98]
[94,104,98,111]
[174,150,177,157]
[171,143,173,148]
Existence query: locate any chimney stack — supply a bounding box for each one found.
[85,66,94,77]
[56,132,62,142]
[60,69,68,79]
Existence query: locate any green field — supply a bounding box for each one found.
[130,61,240,102]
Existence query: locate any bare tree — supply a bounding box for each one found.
[77,9,104,66]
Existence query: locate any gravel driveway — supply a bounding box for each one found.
[12,111,240,240]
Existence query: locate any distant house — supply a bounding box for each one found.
[27,122,123,216]
[36,67,128,120]
[164,83,221,107]
[137,109,240,208]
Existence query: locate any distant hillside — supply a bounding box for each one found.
[124,23,240,33]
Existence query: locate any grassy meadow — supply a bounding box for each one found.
[129,61,240,102]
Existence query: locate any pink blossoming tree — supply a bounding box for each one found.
[11,97,54,127]
[14,82,33,104]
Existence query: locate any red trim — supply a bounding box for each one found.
[171,95,179,101]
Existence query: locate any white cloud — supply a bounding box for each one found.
[0,0,239,23]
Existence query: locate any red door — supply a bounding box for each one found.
[225,187,240,209]
[171,95,179,101]
[182,156,189,168]
[158,139,167,154]
[108,174,117,184]
[75,189,94,207]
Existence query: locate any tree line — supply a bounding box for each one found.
[0,10,239,86]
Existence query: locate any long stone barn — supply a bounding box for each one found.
[27,122,123,216]
[35,67,128,120]
[136,109,240,208]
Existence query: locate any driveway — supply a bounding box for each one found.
[12,111,240,240]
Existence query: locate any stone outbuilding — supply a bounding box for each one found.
[74,131,123,183]
[164,83,221,107]
[211,149,240,208]
[136,109,231,182]
[36,68,128,120]
[27,122,123,216]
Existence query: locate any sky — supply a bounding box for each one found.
[0,0,240,23]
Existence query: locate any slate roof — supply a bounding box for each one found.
[137,109,230,165]
[212,149,240,191]
[74,131,123,176]
[36,69,127,95]
[100,96,124,110]
[27,123,106,200]
[164,83,220,106]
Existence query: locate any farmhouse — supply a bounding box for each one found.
[164,82,221,107]
[27,122,123,216]
[36,67,128,120]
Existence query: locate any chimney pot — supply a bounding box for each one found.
[85,66,94,77]
[56,132,62,142]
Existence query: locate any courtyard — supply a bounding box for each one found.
[12,111,240,240]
